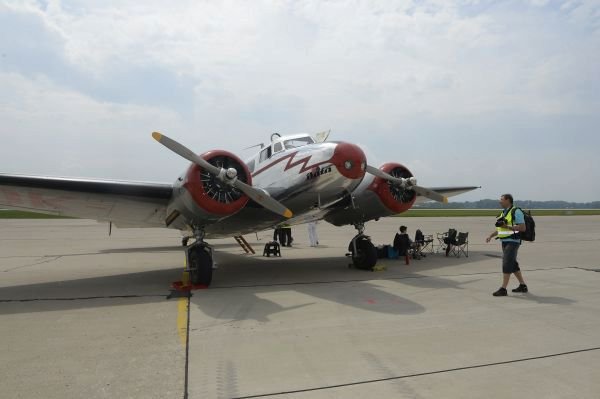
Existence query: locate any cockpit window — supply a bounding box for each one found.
[273,142,283,153]
[259,146,272,162]
[284,136,314,149]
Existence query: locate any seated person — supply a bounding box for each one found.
[415,229,424,244]
[413,229,425,259]
[443,229,458,256]
[393,226,413,256]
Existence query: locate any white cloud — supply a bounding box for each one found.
[1,0,599,200]
[0,72,185,180]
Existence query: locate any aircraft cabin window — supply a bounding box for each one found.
[259,147,272,162]
[284,137,314,149]
[273,142,283,153]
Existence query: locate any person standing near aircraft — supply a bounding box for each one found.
[393,225,412,256]
[273,227,282,244]
[273,226,288,246]
[275,223,292,247]
[284,225,293,247]
[307,221,319,247]
[486,194,528,296]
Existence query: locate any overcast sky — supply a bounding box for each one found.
[1,0,599,202]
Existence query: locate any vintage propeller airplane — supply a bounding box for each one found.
[0,131,477,286]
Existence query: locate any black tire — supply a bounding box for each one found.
[349,237,377,270]
[188,246,213,286]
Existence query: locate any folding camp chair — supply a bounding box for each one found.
[437,229,457,255]
[421,234,434,255]
[435,232,446,253]
[449,232,469,258]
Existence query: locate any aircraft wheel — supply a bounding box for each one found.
[188,245,213,286]
[349,237,377,270]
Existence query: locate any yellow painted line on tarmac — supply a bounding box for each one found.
[177,297,188,347]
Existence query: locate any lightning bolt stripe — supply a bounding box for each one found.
[252,151,331,178]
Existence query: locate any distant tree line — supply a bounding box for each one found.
[415,199,600,209]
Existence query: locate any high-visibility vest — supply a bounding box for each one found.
[497,207,518,239]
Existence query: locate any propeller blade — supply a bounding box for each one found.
[152,132,221,176]
[233,181,293,218]
[365,164,448,203]
[365,164,408,186]
[152,132,293,218]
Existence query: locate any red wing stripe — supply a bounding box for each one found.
[252,151,331,177]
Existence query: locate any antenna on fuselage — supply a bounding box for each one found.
[243,143,265,151]
[271,132,281,142]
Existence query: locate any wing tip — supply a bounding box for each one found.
[152,132,162,141]
[283,209,293,218]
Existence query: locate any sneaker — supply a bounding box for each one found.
[493,287,508,297]
[512,284,528,293]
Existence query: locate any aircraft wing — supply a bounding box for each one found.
[0,173,173,228]
[414,186,480,204]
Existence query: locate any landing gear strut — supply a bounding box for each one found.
[347,222,378,270]
[185,227,213,286]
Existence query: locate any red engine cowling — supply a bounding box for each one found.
[368,163,417,214]
[183,150,252,216]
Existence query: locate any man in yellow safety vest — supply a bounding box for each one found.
[486,194,528,296]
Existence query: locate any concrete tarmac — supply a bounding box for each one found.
[1,216,599,398]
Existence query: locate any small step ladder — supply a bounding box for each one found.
[234,235,255,254]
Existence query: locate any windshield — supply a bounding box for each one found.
[283,136,314,149]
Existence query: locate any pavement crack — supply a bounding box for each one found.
[0,294,167,303]
[232,346,600,399]
[571,267,600,273]
[2,255,63,272]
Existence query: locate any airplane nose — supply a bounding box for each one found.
[330,142,367,179]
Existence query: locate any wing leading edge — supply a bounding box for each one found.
[413,186,480,204]
[0,173,173,227]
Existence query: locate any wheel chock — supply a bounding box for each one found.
[170,280,208,291]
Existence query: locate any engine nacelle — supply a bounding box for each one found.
[184,150,252,216]
[324,162,417,227]
[167,150,252,228]
[368,162,417,214]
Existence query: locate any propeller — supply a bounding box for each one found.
[365,165,448,203]
[152,132,293,218]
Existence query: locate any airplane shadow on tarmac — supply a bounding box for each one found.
[0,249,576,318]
[0,263,429,318]
[184,251,494,322]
